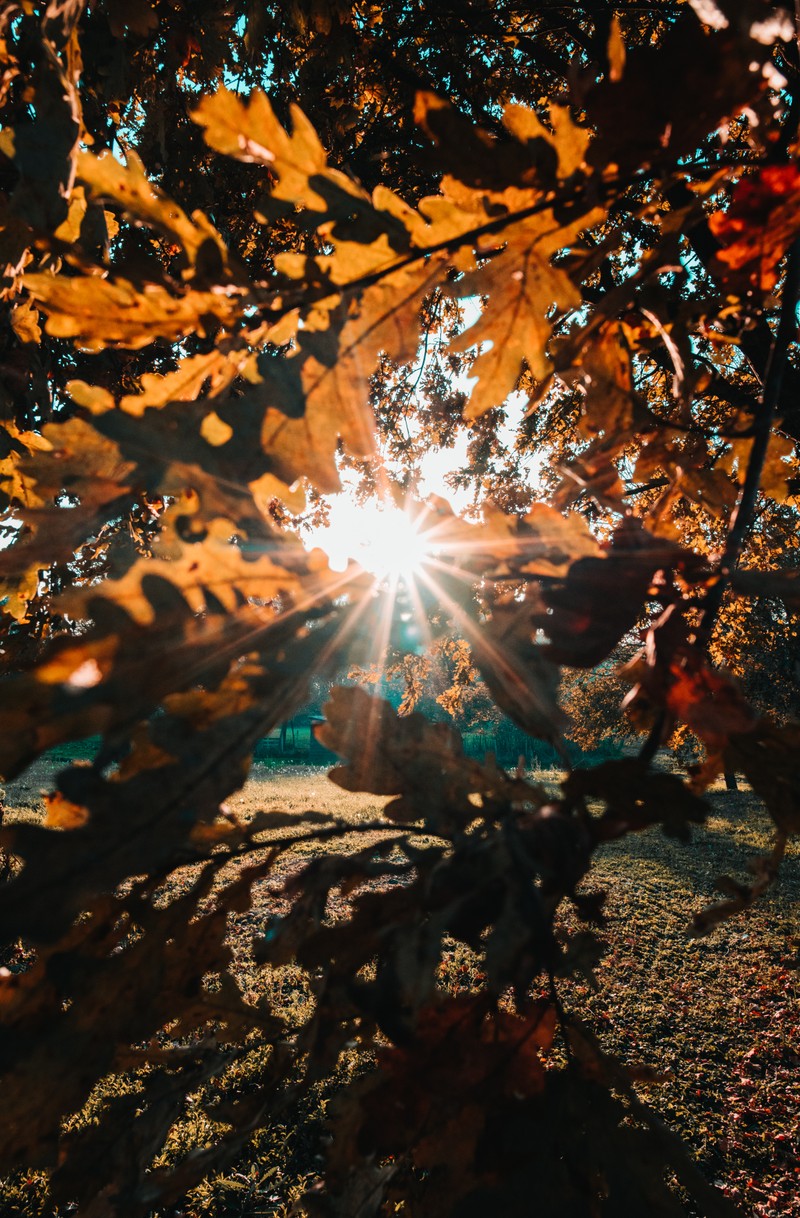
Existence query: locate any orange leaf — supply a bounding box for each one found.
[44,791,90,830]
[665,660,756,746]
[709,165,800,292]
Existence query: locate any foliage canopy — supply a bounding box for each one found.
[1,1,799,1214]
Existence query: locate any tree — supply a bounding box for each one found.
[1,1,799,1214]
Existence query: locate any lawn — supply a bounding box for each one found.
[0,760,797,1217]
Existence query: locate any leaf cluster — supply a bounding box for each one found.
[0,2,799,1214]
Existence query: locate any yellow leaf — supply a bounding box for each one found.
[680,468,737,517]
[720,432,795,501]
[68,349,245,416]
[0,566,40,621]
[200,411,234,446]
[568,323,636,437]
[455,202,603,418]
[0,423,53,510]
[25,272,240,351]
[65,381,115,413]
[53,184,87,244]
[37,417,135,503]
[501,103,592,178]
[77,148,227,268]
[259,257,445,491]
[10,297,41,344]
[56,518,307,625]
[407,101,604,416]
[762,432,796,500]
[192,87,366,216]
[518,504,603,577]
[248,470,306,514]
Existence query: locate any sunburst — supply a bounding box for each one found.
[306,496,436,585]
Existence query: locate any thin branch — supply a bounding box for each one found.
[621,476,670,498]
[254,173,608,313]
[694,238,800,651]
[253,152,731,324]
[638,709,668,764]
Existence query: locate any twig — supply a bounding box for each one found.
[694,238,800,652]
[638,709,667,764]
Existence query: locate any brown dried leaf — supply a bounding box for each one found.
[317,685,545,831]
[564,759,710,842]
[468,594,564,743]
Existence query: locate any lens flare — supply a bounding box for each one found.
[307,497,433,583]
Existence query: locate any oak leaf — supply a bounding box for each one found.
[0,566,40,621]
[56,518,308,626]
[257,259,445,491]
[24,272,241,351]
[192,86,368,219]
[709,165,800,292]
[77,147,228,272]
[10,296,42,344]
[468,595,564,742]
[68,349,249,417]
[317,685,546,831]
[451,197,603,417]
[567,323,637,438]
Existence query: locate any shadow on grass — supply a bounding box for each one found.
[594,790,799,905]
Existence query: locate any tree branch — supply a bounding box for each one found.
[694,238,800,651]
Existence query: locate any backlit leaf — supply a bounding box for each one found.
[57,517,310,625]
[77,147,229,271]
[192,86,367,216]
[10,296,41,344]
[24,272,241,350]
[68,349,248,416]
[709,165,800,292]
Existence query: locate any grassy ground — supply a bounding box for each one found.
[566,790,799,1218]
[0,760,797,1217]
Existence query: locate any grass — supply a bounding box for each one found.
[0,761,798,1217]
[568,790,800,1218]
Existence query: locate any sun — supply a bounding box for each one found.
[306,495,433,583]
